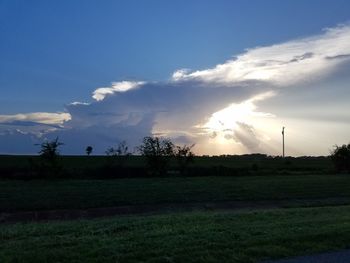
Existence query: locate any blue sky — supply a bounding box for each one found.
[1,0,350,155]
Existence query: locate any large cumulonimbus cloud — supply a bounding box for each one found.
[1,24,350,155]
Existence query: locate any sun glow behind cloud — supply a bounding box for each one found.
[192,91,276,152]
[203,91,276,133]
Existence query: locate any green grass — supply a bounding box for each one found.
[2,174,350,212]
[1,206,350,262]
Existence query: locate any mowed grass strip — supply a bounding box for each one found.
[1,174,350,212]
[1,206,350,262]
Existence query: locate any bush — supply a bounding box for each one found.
[35,137,64,177]
[331,144,350,173]
[86,146,93,156]
[105,141,131,171]
[138,136,174,175]
[175,144,195,175]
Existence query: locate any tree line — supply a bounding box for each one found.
[37,136,195,176]
[37,137,350,176]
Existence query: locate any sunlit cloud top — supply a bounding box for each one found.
[172,24,350,86]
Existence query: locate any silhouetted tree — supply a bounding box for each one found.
[36,137,64,176]
[106,141,131,167]
[175,144,195,175]
[86,146,93,156]
[38,137,63,161]
[138,136,174,175]
[106,141,130,156]
[331,143,350,173]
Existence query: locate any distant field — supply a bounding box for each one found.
[0,154,333,178]
[2,206,350,262]
[0,154,332,169]
[1,174,350,212]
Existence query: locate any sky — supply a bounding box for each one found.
[1,0,350,156]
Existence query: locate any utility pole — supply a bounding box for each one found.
[282,127,285,158]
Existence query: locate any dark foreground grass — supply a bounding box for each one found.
[2,174,350,212]
[1,206,350,262]
[0,155,332,171]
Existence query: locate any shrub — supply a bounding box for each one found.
[331,143,350,173]
[105,141,131,169]
[86,146,93,156]
[36,137,64,176]
[138,136,174,175]
[175,144,195,175]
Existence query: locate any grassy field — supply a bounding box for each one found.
[1,155,347,262]
[1,174,350,212]
[2,206,350,262]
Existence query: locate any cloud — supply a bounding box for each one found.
[92,81,145,101]
[197,91,275,134]
[0,112,71,126]
[172,24,350,86]
[0,112,71,141]
[69,101,90,106]
[2,24,350,155]
[233,122,261,152]
[62,80,268,154]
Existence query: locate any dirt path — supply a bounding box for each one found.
[1,198,349,224]
[262,249,350,263]
[0,200,279,223]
